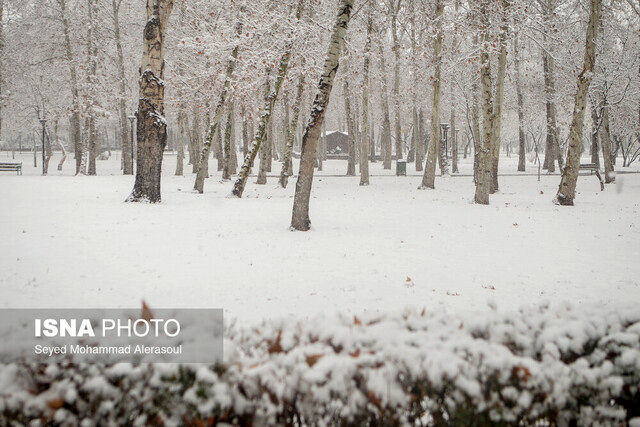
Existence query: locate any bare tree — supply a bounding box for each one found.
[112,0,131,174]
[555,0,602,205]
[193,18,242,193]
[360,8,373,186]
[291,0,353,231]
[514,34,526,172]
[420,0,443,189]
[279,72,305,188]
[126,0,174,202]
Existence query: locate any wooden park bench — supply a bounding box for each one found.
[0,162,22,175]
[579,163,604,191]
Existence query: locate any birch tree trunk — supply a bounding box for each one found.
[55,120,67,171]
[555,0,602,205]
[291,0,353,231]
[112,0,131,175]
[344,79,357,175]
[514,34,526,172]
[419,0,443,189]
[126,0,174,203]
[279,73,305,188]
[474,0,495,205]
[232,0,304,196]
[232,53,292,196]
[193,18,242,193]
[359,12,372,186]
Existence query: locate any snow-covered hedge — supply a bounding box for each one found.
[1,302,639,425]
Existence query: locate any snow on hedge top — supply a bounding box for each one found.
[1,302,639,425]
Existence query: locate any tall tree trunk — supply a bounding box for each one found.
[418,108,425,171]
[279,73,305,188]
[419,0,443,189]
[241,106,249,159]
[590,107,600,168]
[291,0,353,230]
[174,0,186,176]
[450,0,460,174]
[451,110,458,173]
[223,102,235,180]
[0,0,3,141]
[256,73,274,185]
[555,0,602,205]
[599,103,614,183]
[514,34,526,172]
[489,0,509,193]
[233,0,304,196]
[126,0,174,203]
[55,120,67,171]
[85,0,98,176]
[175,108,185,175]
[232,54,292,196]
[541,0,562,172]
[112,0,131,174]
[376,39,393,170]
[344,79,357,176]
[471,35,482,183]
[193,18,242,193]
[474,0,495,205]
[391,2,402,162]
[359,12,372,186]
[58,0,82,175]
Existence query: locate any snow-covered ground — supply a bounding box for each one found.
[1,150,639,322]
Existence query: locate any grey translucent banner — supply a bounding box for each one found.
[0,309,223,363]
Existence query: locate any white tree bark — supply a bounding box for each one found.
[193,18,242,193]
[126,0,174,202]
[291,0,353,231]
[555,0,602,205]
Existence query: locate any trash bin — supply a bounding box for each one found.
[396,159,407,176]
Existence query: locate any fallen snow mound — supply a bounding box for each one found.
[1,302,639,425]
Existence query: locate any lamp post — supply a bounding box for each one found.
[39,118,47,175]
[127,115,136,173]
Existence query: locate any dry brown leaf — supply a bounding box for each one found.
[305,353,324,367]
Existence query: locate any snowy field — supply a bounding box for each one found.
[1,150,639,322]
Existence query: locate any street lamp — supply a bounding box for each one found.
[127,115,136,173]
[39,118,47,175]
